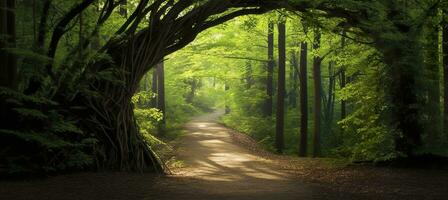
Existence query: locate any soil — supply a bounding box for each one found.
[1,111,447,200]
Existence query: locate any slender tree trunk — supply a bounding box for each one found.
[244,61,253,89]
[312,29,322,157]
[186,78,197,103]
[340,34,347,123]
[265,21,274,117]
[276,21,286,153]
[157,61,166,127]
[225,82,230,114]
[0,0,16,89]
[151,69,158,108]
[289,51,299,108]
[323,61,335,138]
[299,40,308,157]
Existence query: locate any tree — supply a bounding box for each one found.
[443,9,448,143]
[151,68,158,108]
[312,28,322,157]
[424,9,441,144]
[157,61,166,128]
[340,32,347,124]
[0,0,16,125]
[299,31,308,157]
[225,81,230,114]
[0,0,16,89]
[276,20,286,153]
[265,21,274,117]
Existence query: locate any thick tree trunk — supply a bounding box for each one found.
[299,41,308,157]
[276,21,286,153]
[265,21,274,117]
[379,36,424,156]
[443,15,448,143]
[312,29,322,157]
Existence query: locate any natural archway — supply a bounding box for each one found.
[0,0,436,174]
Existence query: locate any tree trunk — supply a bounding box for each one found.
[424,16,441,144]
[340,33,347,123]
[379,36,424,156]
[265,21,274,117]
[151,69,158,108]
[443,12,448,143]
[299,40,308,157]
[276,21,286,153]
[0,0,16,89]
[323,61,335,138]
[289,51,299,108]
[225,82,230,114]
[312,29,322,157]
[157,61,166,128]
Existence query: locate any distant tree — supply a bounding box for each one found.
[340,32,347,123]
[299,33,308,157]
[299,25,308,156]
[312,28,322,157]
[0,0,16,89]
[225,82,230,114]
[265,21,274,117]
[151,69,158,108]
[157,61,166,128]
[289,50,299,108]
[276,20,286,153]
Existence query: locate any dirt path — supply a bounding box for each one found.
[147,111,356,200]
[1,111,447,200]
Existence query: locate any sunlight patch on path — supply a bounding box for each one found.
[175,111,290,182]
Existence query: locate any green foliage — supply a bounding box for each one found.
[0,88,94,175]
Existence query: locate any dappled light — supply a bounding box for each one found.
[1,0,448,200]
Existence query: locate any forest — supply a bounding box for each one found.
[1,0,448,199]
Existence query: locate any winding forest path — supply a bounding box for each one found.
[147,111,351,200]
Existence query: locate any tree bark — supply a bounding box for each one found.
[340,33,347,123]
[0,0,16,89]
[289,51,299,108]
[265,21,274,117]
[379,36,424,156]
[424,16,441,144]
[276,20,286,153]
[443,11,448,143]
[299,40,308,157]
[157,61,166,127]
[225,82,230,114]
[312,29,322,157]
[151,69,158,108]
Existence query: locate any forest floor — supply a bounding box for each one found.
[1,111,448,200]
